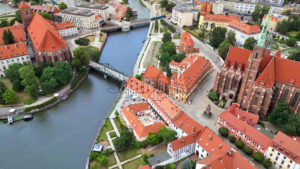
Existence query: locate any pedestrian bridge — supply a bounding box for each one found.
[89,61,128,83]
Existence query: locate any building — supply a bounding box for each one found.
[265,0,284,6]
[19,1,33,31]
[55,21,78,38]
[218,104,272,154]
[55,0,81,7]
[198,13,241,30]
[0,43,31,77]
[0,22,26,45]
[171,3,198,28]
[30,4,60,15]
[227,20,261,46]
[56,7,103,30]
[222,1,235,13]
[178,31,199,54]
[121,102,165,141]
[234,2,256,15]
[213,12,300,116]
[265,132,300,169]
[224,103,259,126]
[261,14,287,32]
[76,2,110,20]
[142,65,169,93]
[169,55,212,102]
[115,4,127,20]
[212,1,224,14]
[193,1,212,14]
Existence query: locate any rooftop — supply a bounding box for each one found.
[76,2,108,10]
[0,23,26,45]
[31,4,60,14]
[55,21,77,30]
[143,65,169,85]
[225,104,259,126]
[61,7,94,16]
[0,43,28,60]
[228,20,261,35]
[202,14,241,23]
[173,3,198,12]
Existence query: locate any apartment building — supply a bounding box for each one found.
[55,21,78,38]
[198,13,241,30]
[171,3,198,28]
[76,2,109,20]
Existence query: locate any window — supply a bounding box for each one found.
[225,77,231,90]
[288,165,290,168]
[270,153,273,157]
[253,91,261,105]
[275,157,279,161]
[282,89,289,101]
[232,78,238,89]
[291,92,299,107]
[26,10,28,15]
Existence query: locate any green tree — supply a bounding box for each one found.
[81,46,101,62]
[252,152,264,163]
[12,0,21,5]
[227,30,236,45]
[242,146,253,155]
[180,160,193,169]
[114,127,134,152]
[263,158,272,168]
[229,135,236,143]
[5,63,24,92]
[19,65,39,99]
[2,29,15,45]
[38,12,53,20]
[0,19,9,27]
[15,10,22,23]
[158,52,171,67]
[209,91,218,101]
[2,88,18,104]
[286,38,296,47]
[0,81,7,104]
[172,53,185,62]
[235,140,245,149]
[34,62,51,78]
[75,37,90,46]
[159,126,177,145]
[260,5,270,20]
[295,32,300,41]
[160,0,168,8]
[161,41,176,56]
[162,32,172,43]
[97,155,108,166]
[288,52,300,62]
[251,5,261,22]
[166,3,175,12]
[269,100,290,125]
[218,40,231,60]
[53,61,73,86]
[72,47,90,72]
[154,20,159,33]
[210,27,227,48]
[218,127,229,137]
[276,20,289,34]
[146,132,162,145]
[40,67,58,94]
[58,2,67,10]
[126,7,133,21]
[243,37,257,50]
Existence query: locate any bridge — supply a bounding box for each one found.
[89,61,128,83]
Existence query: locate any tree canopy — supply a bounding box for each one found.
[276,16,300,34]
[158,126,177,145]
[113,127,134,152]
[38,12,53,20]
[252,5,270,22]
[5,63,24,92]
[286,38,296,47]
[162,32,172,43]
[210,27,227,48]
[0,81,7,104]
[243,37,257,50]
[80,46,101,62]
[2,29,15,45]
[218,40,231,60]
[2,88,18,104]
[72,47,90,71]
[180,160,193,169]
[58,2,67,10]
[227,30,236,45]
[19,65,40,99]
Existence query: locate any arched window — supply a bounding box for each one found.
[282,89,289,101]
[255,52,258,59]
[25,10,28,16]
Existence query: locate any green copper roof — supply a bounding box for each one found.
[257,8,271,47]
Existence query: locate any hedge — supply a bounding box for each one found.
[71,70,87,89]
[160,20,176,33]
[24,97,57,112]
[229,135,236,143]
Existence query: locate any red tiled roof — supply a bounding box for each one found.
[31,5,60,14]
[225,104,259,126]
[275,50,281,57]
[263,14,279,22]
[173,112,204,135]
[0,42,28,60]
[55,21,77,30]
[144,65,169,85]
[0,25,26,45]
[196,127,231,154]
[181,31,194,46]
[225,46,252,69]
[27,13,67,52]
[256,57,275,88]
[274,57,300,88]
[171,131,200,151]
[273,132,300,163]
[169,60,180,67]
[95,14,103,20]
[228,20,261,35]
[202,14,240,23]
[122,103,165,139]
[126,76,155,99]
[138,164,151,169]
[170,55,211,91]
[19,1,30,8]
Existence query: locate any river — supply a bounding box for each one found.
[0,1,149,169]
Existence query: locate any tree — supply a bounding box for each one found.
[0,19,9,27]
[286,38,296,47]
[229,135,236,143]
[162,32,172,43]
[242,146,253,155]
[251,5,261,22]
[158,52,171,67]
[295,32,300,41]
[166,3,175,12]
[160,41,176,56]
[172,53,185,62]
[3,88,18,104]
[41,67,58,94]
[159,126,177,145]
[5,63,24,92]
[180,160,193,169]
[252,152,264,163]
[126,7,133,21]
[19,65,39,99]
[75,37,90,46]
[53,61,73,86]
[72,47,90,71]
[2,29,15,45]
[114,127,134,152]
[269,100,290,125]
[243,37,257,50]
[199,22,208,39]
[218,40,231,60]
[97,155,108,166]
[263,158,272,168]
[146,132,162,145]
[288,52,300,62]
[58,2,67,10]
[276,20,290,34]
[160,0,168,8]
[0,81,7,104]
[227,30,236,45]
[81,46,101,62]
[209,91,218,101]
[38,12,53,20]
[15,10,22,23]
[210,27,227,48]
[235,140,245,149]
[218,127,229,137]
[154,20,159,32]
[34,62,51,78]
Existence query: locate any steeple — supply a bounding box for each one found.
[257,8,271,48]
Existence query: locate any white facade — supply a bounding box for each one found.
[76,3,110,20]
[0,55,31,77]
[234,2,256,14]
[167,142,196,161]
[58,27,78,37]
[227,26,260,46]
[266,0,284,6]
[171,3,198,28]
[212,2,224,14]
[265,147,300,169]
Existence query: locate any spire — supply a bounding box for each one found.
[257,8,271,48]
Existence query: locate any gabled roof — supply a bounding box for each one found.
[19,1,30,8]
[27,13,67,51]
[144,65,169,85]
[55,21,77,30]
[275,50,281,57]
[225,46,252,69]
[171,131,200,151]
[181,31,194,46]
[256,57,275,88]
[138,164,151,169]
[274,57,300,88]
[0,43,28,60]
[173,112,204,135]
[31,5,60,14]
[0,25,26,45]
[225,104,259,126]
[228,20,261,35]
[202,14,241,23]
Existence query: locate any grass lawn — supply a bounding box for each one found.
[85,34,96,42]
[0,78,32,107]
[117,148,141,162]
[99,32,107,42]
[122,157,142,169]
[97,118,113,142]
[113,117,126,132]
[90,154,117,169]
[287,31,299,38]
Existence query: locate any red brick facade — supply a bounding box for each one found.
[213,45,300,117]
[179,32,199,54]
[142,66,169,93]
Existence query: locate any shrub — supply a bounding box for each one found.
[146,132,162,145]
[24,99,35,105]
[235,140,245,149]
[242,146,253,155]
[229,135,236,143]
[102,149,114,156]
[89,152,100,161]
[141,154,149,165]
[24,97,57,112]
[75,37,90,46]
[166,163,176,169]
[134,141,142,149]
[209,91,218,101]
[141,140,148,148]
[135,74,143,80]
[253,152,264,163]
[71,70,87,89]
[263,158,272,168]
[218,127,229,137]
[180,159,193,169]
[109,132,117,138]
[286,38,296,47]
[97,155,108,166]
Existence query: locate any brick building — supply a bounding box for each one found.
[213,12,300,116]
[178,32,199,54]
[142,65,170,93]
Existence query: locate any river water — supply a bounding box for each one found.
[0,1,149,169]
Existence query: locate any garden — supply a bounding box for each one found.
[208,91,226,108]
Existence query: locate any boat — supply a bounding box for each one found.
[23,115,33,121]
[61,95,69,101]
[7,116,13,124]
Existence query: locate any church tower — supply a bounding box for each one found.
[237,8,272,111]
[19,1,33,31]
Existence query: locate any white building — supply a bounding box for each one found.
[55,7,103,30]
[227,20,261,46]
[76,2,110,20]
[234,2,256,15]
[171,3,198,28]
[265,0,284,6]
[55,0,81,7]
[212,1,224,14]
[55,21,78,38]
[0,43,31,77]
